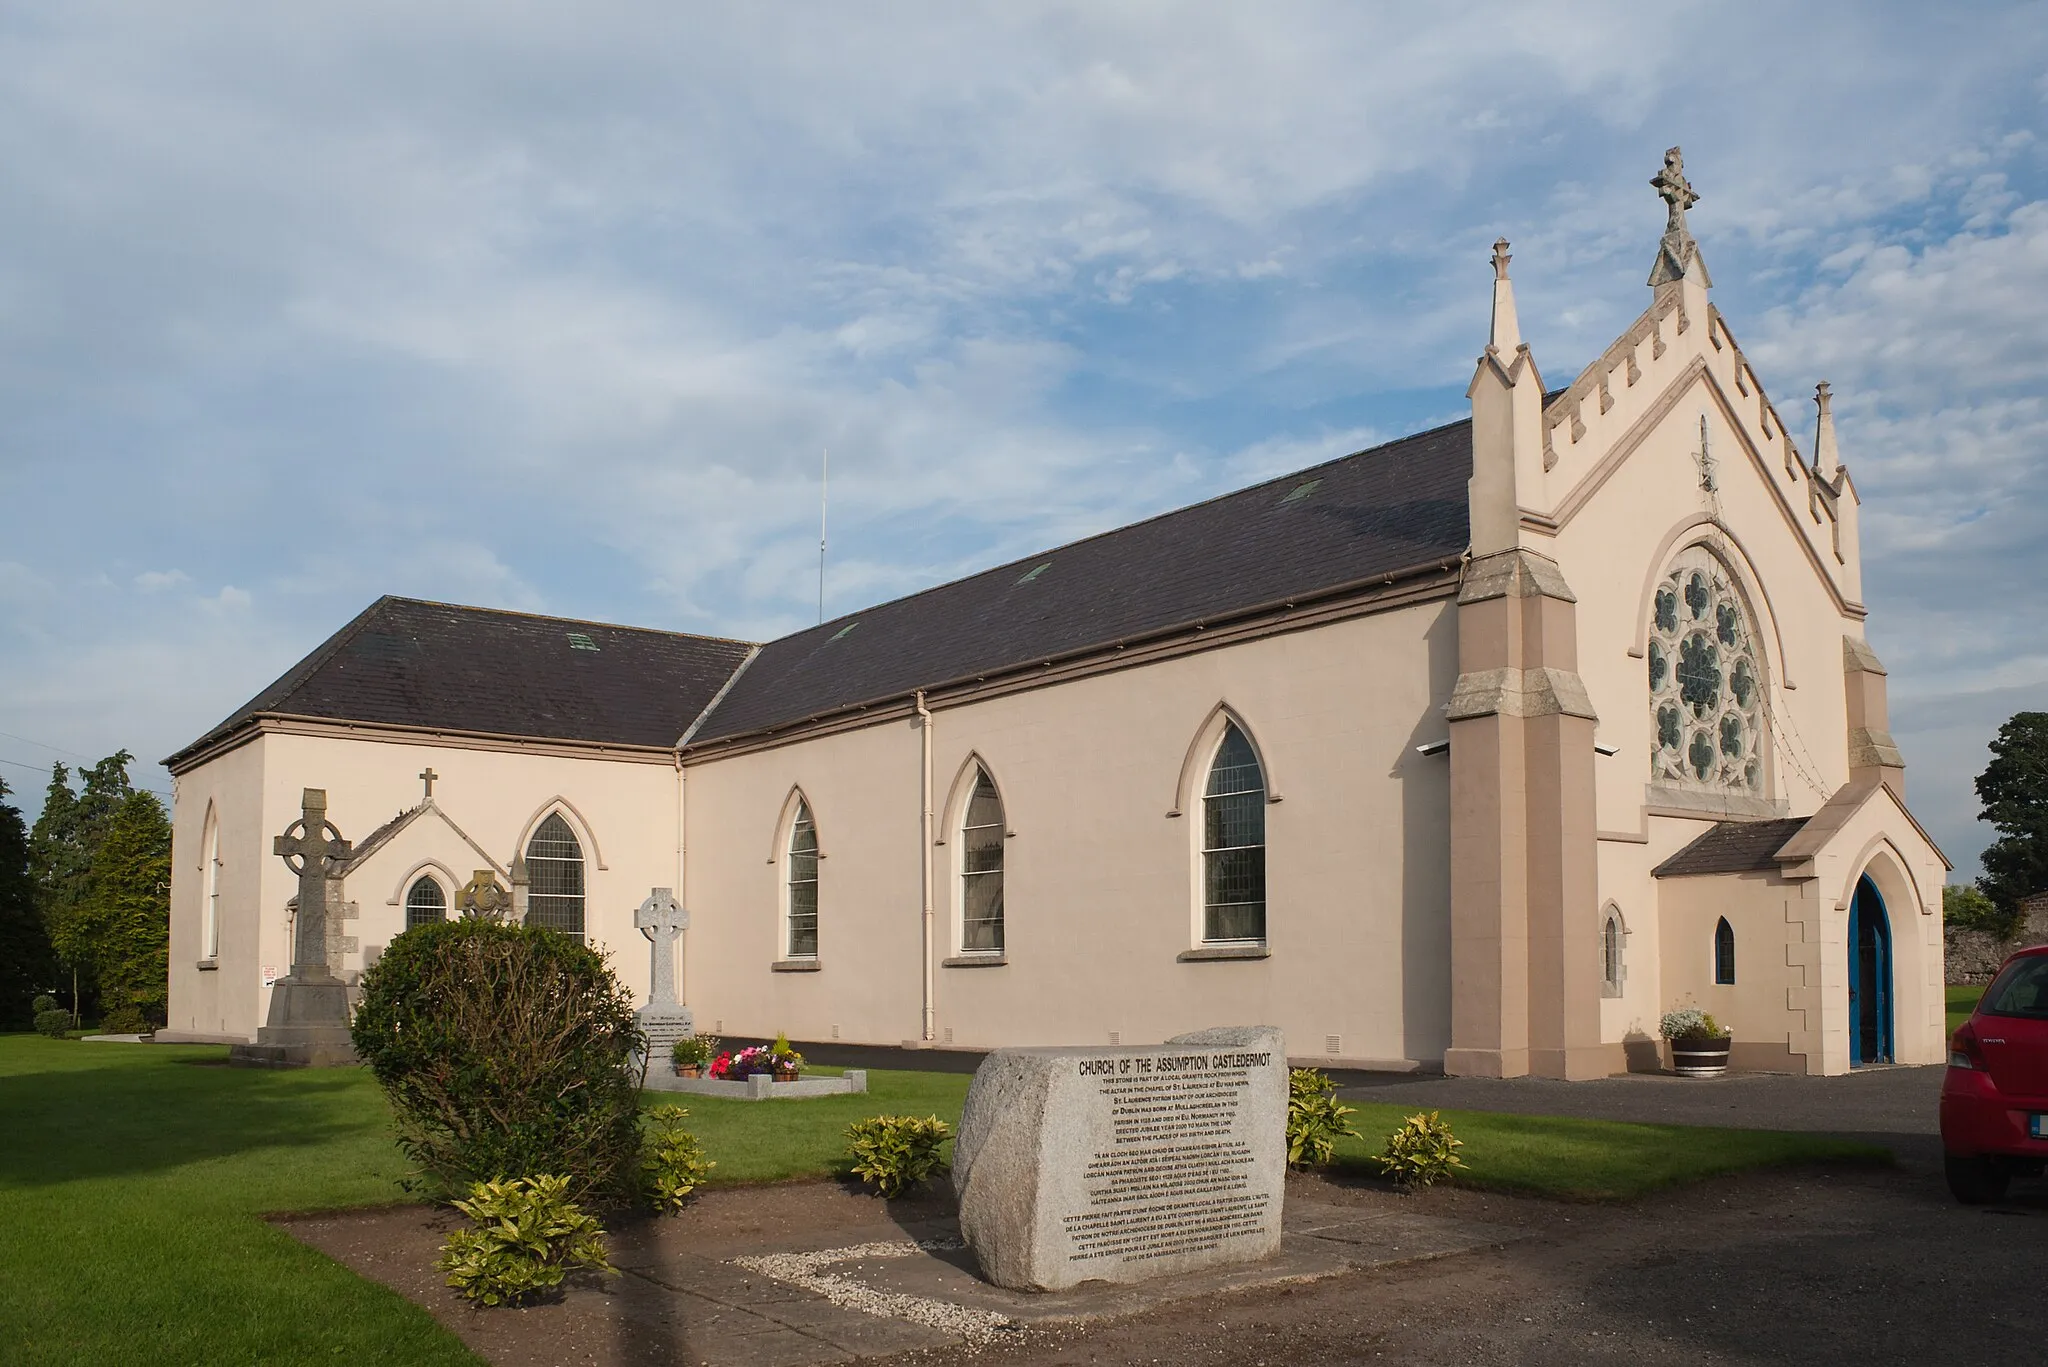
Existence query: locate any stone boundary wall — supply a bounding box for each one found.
[1945,892,2048,985]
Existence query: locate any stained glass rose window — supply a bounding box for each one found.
[1647,547,1764,794]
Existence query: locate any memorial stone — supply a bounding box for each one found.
[953,1025,1286,1292]
[635,888,694,1061]
[238,788,357,1067]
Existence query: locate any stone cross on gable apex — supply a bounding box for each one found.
[1651,145,1699,238]
[1491,238,1511,282]
[418,767,437,799]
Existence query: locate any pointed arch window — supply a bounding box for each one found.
[1714,917,1736,985]
[1601,907,1626,998]
[201,812,222,960]
[787,800,819,958]
[525,813,586,937]
[405,876,447,930]
[960,768,1005,954]
[1202,723,1267,942]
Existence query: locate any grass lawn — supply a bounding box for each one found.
[1948,984,1984,1037]
[1330,1103,1890,1202]
[0,1037,1894,1363]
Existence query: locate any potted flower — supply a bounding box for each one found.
[1660,1007,1732,1077]
[768,1032,804,1081]
[671,1034,717,1078]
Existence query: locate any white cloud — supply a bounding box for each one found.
[133,569,190,592]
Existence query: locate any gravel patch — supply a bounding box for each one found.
[732,1238,1016,1345]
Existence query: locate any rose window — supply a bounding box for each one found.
[1648,548,1764,793]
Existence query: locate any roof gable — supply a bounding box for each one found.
[166,597,755,768]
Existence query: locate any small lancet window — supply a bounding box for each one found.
[405,876,447,930]
[1601,909,1626,998]
[787,801,819,958]
[1714,917,1736,985]
[525,812,586,938]
[960,768,1005,953]
[1202,722,1267,942]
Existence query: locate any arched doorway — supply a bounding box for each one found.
[1848,875,1894,1066]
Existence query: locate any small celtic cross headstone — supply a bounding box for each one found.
[636,889,689,1010]
[635,888,694,1060]
[456,869,511,921]
[273,788,351,980]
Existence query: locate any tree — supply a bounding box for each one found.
[0,778,56,1029]
[80,791,172,1026]
[1944,883,2018,940]
[29,752,134,1017]
[1977,712,2048,917]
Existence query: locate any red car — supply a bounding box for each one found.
[1942,945,2048,1202]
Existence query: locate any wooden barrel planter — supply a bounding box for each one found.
[1670,1036,1732,1077]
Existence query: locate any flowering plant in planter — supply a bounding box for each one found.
[670,1035,718,1076]
[1658,1007,1729,1042]
[708,1041,805,1079]
[1660,1007,1732,1077]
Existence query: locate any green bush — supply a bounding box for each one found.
[30,994,59,1016]
[98,1006,148,1035]
[641,1105,715,1213]
[1375,1110,1466,1190]
[33,1009,71,1038]
[436,1174,613,1307]
[1658,1007,1728,1041]
[351,920,647,1207]
[1945,883,2021,939]
[1286,1067,1360,1169]
[845,1115,952,1198]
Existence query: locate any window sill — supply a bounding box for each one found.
[1178,944,1270,962]
[943,954,1007,968]
[771,958,821,973]
[196,958,220,972]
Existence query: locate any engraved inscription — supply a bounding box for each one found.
[1060,1050,1275,1266]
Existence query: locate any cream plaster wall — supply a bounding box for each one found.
[168,728,683,1040]
[680,598,1460,1066]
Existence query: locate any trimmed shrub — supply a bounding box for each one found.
[1375,1110,1465,1190]
[1286,1067,1359,1169]
[845,1115,952,1198]
[31,994,58,1016]
[34,1009,71,1038]
[98,1006,148,1035]
[437,1174,613,1307]
[351,919,646,1206]
[641,1105,715,1213]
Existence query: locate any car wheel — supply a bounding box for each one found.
[1944,1154,2011,1205]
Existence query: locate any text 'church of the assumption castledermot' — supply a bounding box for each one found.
[160,150,1950,1078]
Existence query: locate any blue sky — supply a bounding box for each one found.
[2,3,2045,877]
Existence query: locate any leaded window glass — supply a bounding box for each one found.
[787,801,818,957]
[525,813,585,937]
[1714,917,1736,984]
[960,769,1005,953]
[405,875,447,930]
[1203,723,1267,942]
[1648,548,1764,795]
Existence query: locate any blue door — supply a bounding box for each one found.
[1847,876,1893,1066]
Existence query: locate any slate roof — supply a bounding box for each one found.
[165,597,756,768]
[1652,817,1813,879]
[688,417,1474,745]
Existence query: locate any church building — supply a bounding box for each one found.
[161,151,1948,1077]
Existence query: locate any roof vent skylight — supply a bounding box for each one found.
[566,632,599,651]
[1282,479,1322,504]
[831,621,859,641]
[1017,563,1051,584]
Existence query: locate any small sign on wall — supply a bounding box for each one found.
[262,965,279,987]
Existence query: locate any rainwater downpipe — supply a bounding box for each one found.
[916,689,936,1043]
